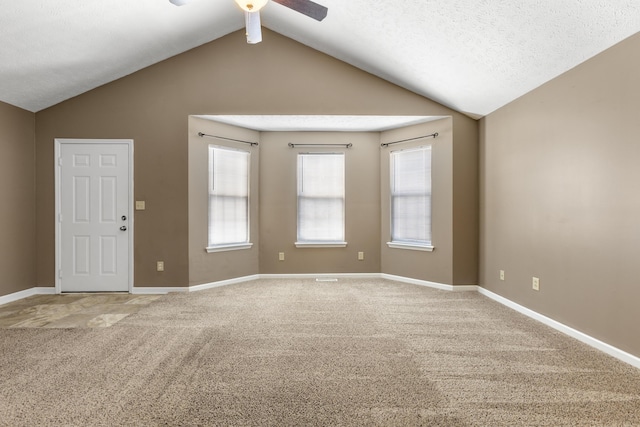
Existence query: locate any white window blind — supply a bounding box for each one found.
[390,146,432,246]
[297,153,345,245]
[208,145,250,248]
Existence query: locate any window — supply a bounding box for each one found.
[296,153,346,247]
[207,145,252,252]
[388,145,434,251]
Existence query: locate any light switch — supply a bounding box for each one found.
[135,200,146,210]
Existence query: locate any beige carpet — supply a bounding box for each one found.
[0,278,639,426]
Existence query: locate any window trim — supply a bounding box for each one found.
[296,152,347,247]
[207,144,251,252]
[388,145,434,251]
[295,241,348,248]
[206,243,253,253]
[386,241,434,252]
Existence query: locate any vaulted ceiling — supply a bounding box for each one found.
[1,1,639,116]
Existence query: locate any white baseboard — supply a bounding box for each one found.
[131,286,188,294]
[477,287,640,370]
[0,287,55,306]
[381,273,477,292]
[188,274,260,292]
[259,273,381,280]
[0,286,187,299]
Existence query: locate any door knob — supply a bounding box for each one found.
[121,215,127,221]
[120,226,127,231]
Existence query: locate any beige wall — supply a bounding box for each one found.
[380,119,454,284]
[480,32,640,357]
[33,29,477,289]
[188,117,260,285]
[0,101,36,295]
[191,118,475,282]
[259,131,381,274]
[452,115,480,285]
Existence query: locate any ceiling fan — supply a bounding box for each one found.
[169,0,328,44]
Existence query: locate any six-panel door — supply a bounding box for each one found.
[59,142,130,292]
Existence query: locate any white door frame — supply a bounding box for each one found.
[54,138,134,294]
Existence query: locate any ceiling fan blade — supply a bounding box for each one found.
[272,0,328,21]
[168,0,193,5]
[245,11,263,44]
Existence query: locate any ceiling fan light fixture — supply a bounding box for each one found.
[234,0,269,12]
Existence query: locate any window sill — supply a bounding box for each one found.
[386,242,434,252]
[206,243,253,253]
[295,241,348,248]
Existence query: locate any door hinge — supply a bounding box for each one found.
[58,213,63,222]
[58,157,63,166]
[58,269,63,279]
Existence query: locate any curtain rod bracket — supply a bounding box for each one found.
[198,132,258,146]
[288,143,352,148]
[381,132,438,147]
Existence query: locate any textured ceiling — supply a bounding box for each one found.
[1,1,639,116]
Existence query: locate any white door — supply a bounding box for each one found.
[55,139,133,293]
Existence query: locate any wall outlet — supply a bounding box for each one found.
[358,251,364,261]
[278,252,285,261]
[499,270,505,281]
[532,277,540,291]
[156,261,164,272]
